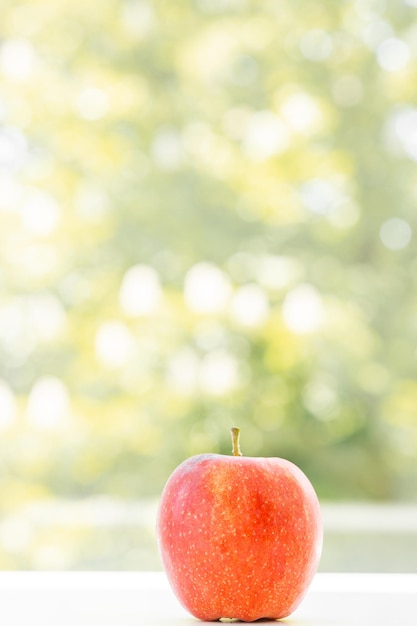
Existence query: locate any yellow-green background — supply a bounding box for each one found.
[1,0,417,569]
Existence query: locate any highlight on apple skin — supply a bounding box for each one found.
[156,428,323,622]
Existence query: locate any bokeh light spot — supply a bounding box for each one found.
[199,350,240,395]
[256,255,301,291]
[303,378,339,421]
[20,189,60,237]
[0,38,37,81]
[380,218,412,250]
[151,128,184,170]
[280,92,322,134]
[390,107,417,162]
[27,377,71,429]
[243,110,290,160]
[230,284,269,327]
[119,264,162,316]
[282,284,325,334]
[95,321,135,368]
[167,348,200,395]
[299,179,345,216]
[377,38,410,72]
[184,262,232,314]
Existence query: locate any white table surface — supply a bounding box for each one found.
[1,571,416,625]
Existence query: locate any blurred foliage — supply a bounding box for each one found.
[1,0,417,566]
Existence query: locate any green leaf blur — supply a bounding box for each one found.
[0,0,417,567]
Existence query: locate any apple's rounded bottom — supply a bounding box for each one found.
[195,617,286,623]
[217,617,286,623]
[191,609,291,622]
[183,594,296,622]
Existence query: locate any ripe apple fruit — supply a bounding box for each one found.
[156,427,323,622]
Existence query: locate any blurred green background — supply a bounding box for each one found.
[1,0,417,570]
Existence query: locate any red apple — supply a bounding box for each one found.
[157,428,323,622]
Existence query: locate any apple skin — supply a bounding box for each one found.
[156,449,323,622]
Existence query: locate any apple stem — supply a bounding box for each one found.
[231,427,243,456]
